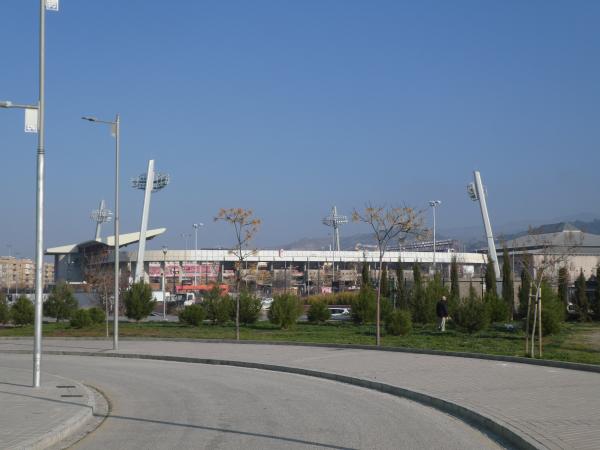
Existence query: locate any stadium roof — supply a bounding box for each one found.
[45,228,166,255]
[502,224,600,255]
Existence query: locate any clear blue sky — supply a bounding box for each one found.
[1,0,599,257]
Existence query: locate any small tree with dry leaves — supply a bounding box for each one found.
[214,208,261,340]
[520,228,581,357]
[352,204,425,346]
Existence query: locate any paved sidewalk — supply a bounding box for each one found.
[1,338,599,450]
[0,365,94,450]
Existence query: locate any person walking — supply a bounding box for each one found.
[436,295,449,332]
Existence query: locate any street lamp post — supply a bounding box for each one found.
[162,246,168,320]
[1,0,59,388]
[429,200,442,273]
[181,233,191,285]
[192,223,203,285]
[82,114,120,351]
[0,100,42,386]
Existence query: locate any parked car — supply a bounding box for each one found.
[328,307,351,320]
[261,297,274,310]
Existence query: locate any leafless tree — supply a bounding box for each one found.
[352,204,425,346]
[84,248,130,337]
[83,250,113,337]
[520,228,581,357]
[215,208,261,340]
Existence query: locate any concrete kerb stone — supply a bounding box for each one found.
[2,335,598,374]
[1,349,538,450]
[5,372,95,450]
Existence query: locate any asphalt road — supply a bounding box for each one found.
[2,354,503,450]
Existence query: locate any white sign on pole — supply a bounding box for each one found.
[111,123,117,137]
[24,108,39,133]
[45,0,59,11]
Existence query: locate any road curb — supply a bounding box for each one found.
[3,336,598,374]
[2,349,540,449]
[7,373,95,450]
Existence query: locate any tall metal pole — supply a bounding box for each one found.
[162,248,167,320]
[135,160,155,282]
[473,171,500,280]
[432,205,436,271]
[33,0,46,388]
[113,114,120,351]
[429,200,441,274]
[193,224,202,285]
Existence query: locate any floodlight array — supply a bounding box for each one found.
[322,212,348,227]
[131,172,170,192]
[91,208,113,224]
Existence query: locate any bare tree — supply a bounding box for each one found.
[520,228,581,357]
[214,208,261,340]
[352,204,425,346]
[84,248,130,337]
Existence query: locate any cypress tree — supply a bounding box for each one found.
[396,259,407,309]
[450,257,460,302]
[448,256,460,315]
[413,262,422,287]
[501,248,514,320]
[380,265,390,299]
[485,260,498,298]
[361,263,370,287]
[410,263,429,323]
[594,266,600,319]
[557,267,569,309]
[518,268,531,319]
[575,270,589,322]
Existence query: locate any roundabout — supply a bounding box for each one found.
[2,353,501,450]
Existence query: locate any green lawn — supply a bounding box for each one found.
[2,320,599,365]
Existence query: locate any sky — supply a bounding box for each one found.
[1,0,599,258]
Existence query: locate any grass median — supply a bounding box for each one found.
[2,320,599,365]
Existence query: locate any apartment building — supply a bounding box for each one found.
[0,256,54,292]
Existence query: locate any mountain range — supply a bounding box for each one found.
[278,214,600,251]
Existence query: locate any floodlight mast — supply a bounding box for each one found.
[467,171,500,280]
[91,199,113,240]
[322,206,348,287]
[132,160,169,282]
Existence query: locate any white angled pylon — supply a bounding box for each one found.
[135,160,156,282]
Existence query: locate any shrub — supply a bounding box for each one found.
[380,297,393,322]
[204,286,233,325]
[305,292,357,306]
[0,294,9,324]
[486,292,509,323]
[526,282,564,335]
[410,284,435,324]
[415,273,447,325]
[44,281,78,322]
[350,286,393,324]
[88,307,106,324]
[123,281,156,321]
[453,288,490,334]
[70,309,92,328]
[268,293,303,329]
[351,286,376,324]
[334,291,358,305]
[11,296,35,325]
[307,300,331,323]
[385,309,412,336]
[238,290,262,325]
[179,304,205,326]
